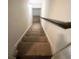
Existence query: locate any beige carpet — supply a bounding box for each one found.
[16,16,52,59]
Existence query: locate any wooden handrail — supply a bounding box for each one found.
[40,17,71,29]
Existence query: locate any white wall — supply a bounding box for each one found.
[8,0,32,59]
[53,46,71,59]
[48,0,71,22]
[41,0,71,59]
[29,0,42,8]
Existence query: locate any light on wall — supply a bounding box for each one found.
[28,0,42,8]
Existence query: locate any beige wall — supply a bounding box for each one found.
[53,46,71,59]
[8,0,32,59]
[41,0,71,21]
[48,0,71,22]
[41,0,71,59]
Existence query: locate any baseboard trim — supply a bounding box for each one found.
[14,24,32,48]
[40,21,50,42]
[41,22,53,55]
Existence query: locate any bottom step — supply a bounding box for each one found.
[16,56,52,59]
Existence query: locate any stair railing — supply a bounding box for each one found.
[40,17,71,29]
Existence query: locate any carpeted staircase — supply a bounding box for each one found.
[16,16,52,59]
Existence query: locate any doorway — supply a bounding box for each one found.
[32,8,41,23]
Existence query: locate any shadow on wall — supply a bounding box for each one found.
[56,33,67,51]
[53,33,70,59]
[53,46,70,59]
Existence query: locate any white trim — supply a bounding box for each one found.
[14,24,32,48]
[41,21,50,44]
[41,21,54,54]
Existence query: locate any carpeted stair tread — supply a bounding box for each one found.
[16,16,52,59]
[22,36,48,42]
[17,42,52,56]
